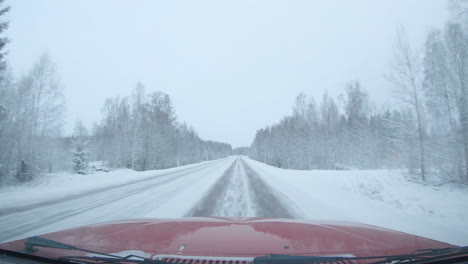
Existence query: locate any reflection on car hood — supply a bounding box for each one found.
[0,217,454,260]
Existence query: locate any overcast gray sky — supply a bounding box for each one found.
[7,1,448,147]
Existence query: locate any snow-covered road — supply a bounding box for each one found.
[0,156,467,246]
[0,157,236,242]
[186,157,296,217]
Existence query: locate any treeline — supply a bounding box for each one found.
[0,0,231,184]
[250,86,420,170]
[0,54,67,183]
[0,61,232,184]
[250,7,468,182]
[88,83,232,171]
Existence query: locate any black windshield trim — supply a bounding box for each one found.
[0,248,75,264]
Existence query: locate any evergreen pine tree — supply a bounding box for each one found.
[72,121,89,174]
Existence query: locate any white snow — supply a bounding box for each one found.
[0,157,236,242]
[0,158,222,209]
[1,155,467,247]
[88,161,110,172]
[243,157,468,246]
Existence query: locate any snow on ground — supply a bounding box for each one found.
[243,157,468,246]
[0,157,236,242]
[1,155,467,246]
[0,158,222,209]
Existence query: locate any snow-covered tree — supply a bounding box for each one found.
[444,23,468,180]
[340,82,371,167]
[387,28,427,181]
[0,0,9,74]
[12,53,65,181]
[72,121,89,174]
[250,87,425,172]
[91,83,232,171]
[422,28,463,179]
[0,0,10,183]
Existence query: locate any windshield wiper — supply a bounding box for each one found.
[254,246,468,264]
[20,236,166,264]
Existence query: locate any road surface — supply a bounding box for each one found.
[0,156,298,243]
[186,157,297,217]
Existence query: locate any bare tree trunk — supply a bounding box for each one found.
[412,80,426,181]
[389,28,427,181]
[462,114,468,181]
[459,84,468,181]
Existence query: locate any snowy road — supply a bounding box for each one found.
[186,157,297,217]
[0,161,219,216]
[0,156,297,243]
[1,156,467,245]
[0,158,237,242]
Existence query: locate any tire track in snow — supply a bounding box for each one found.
[213,157,256,216]
[187,156,297,218]
[185,160,238,216]
[240,157,297,218]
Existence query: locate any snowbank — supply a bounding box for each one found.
[244,157,468,246]
[0,159,220,209]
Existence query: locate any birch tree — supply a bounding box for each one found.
[92,84,232,171]
[14,53,65,180]
[0,0,9,74]
[387,29,427,180]
[445,23,468,180]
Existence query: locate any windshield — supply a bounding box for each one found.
[0,0,467,261]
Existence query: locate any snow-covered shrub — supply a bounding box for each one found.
[88,161,110,173]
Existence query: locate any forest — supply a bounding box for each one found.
[0,56,232,184]
[1,1,468,185]
[0,0,231,184]
[0,55,232,184]
[249,10,468,183]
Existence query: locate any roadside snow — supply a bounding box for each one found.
[2,156,467,246]
[0,159,220,209]
[243,157,468,246]
[0,157,236,242]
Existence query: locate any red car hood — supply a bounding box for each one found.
[0,217,453,261]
